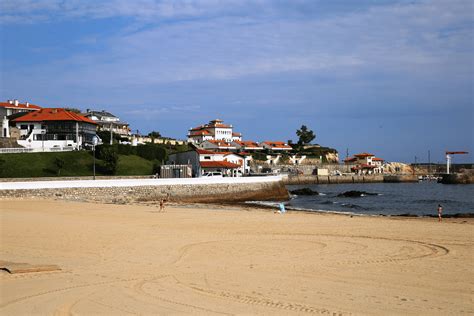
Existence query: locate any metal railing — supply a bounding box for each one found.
[0,147,75,154]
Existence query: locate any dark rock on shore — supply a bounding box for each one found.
[290,188,319,196]
[337,190,378,198]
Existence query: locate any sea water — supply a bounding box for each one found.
[282,182,474,216]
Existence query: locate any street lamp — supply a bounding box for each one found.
[41,129,46,152]
[92,136,99,180]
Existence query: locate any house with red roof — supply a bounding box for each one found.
[11,108,98,151]
[344,152,385,174]
[260,141,293,151]
[187,119,242,144]
[168,148,248,177]
[232,140,264,151]
[1,99,41,137]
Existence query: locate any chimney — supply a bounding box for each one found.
[14,99,19,106]
[8,100,13,104]
[26,102,29,107]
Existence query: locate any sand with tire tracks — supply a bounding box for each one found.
[0,199,473,315]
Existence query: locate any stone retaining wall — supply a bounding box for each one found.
[0,177,289,203]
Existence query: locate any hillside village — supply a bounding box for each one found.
[0,99,400,178]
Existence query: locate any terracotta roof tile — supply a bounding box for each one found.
[200,161,240,168]
[0,101,41,110]
[12,108,97,124]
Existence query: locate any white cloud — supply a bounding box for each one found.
[2,1,473,93]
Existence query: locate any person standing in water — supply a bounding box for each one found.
[438,204,443,222]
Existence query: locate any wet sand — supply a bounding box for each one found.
[0,199,473,315]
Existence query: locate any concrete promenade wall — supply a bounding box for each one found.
[0,176,289,203]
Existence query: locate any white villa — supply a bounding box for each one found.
[187,119,242,144]
[11,108,98,151]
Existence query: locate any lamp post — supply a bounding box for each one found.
[92,136,98,180]
[41,130,46,152]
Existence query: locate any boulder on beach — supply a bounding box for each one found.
[337,190,377,198]
[290,188,319,196]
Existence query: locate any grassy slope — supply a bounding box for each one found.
[0,151,153,178]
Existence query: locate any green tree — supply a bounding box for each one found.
[97,145,119,174]
[148,131,161,139]
[54,157,65,176]
[296,125,316,146]
[64,107,82,114]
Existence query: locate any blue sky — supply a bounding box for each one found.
[1,0,473,163]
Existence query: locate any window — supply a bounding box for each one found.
[20,125,28,130]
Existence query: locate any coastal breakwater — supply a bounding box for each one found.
[0,176,289,203]
[284,174,418,185]
[440,172,474,184]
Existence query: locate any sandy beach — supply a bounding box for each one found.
[0,199,473,315]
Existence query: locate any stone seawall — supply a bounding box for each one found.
[0,177,289,203]
[284,174,417,185]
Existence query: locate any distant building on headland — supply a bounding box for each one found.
[187,119,242,145]
[344,152,384,174]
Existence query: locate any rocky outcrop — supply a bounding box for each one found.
[383,162,413,174]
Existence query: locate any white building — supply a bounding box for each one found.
[168,149,247,177]
[201,140,237,151]
[11,108,98,151]
[1,100,41,137]
[187,119,242,144]
[344,152,385,174]
[83,109,131,137]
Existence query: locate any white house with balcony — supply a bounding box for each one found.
[83,109,131,137]
[187,119,242,144]
[11,108,98,152]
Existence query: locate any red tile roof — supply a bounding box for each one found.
[189,130,212,136]
[12,108,97,124]
[354,152,374,157]
[372,157,384,161]
[200,161,240,168]
[235,140,261,148]
[0,101,41,110]
[196,149,216,155]
[262,141,292,149]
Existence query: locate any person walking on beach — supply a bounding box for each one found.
[159,199,165,212]
[438,204,443,222]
